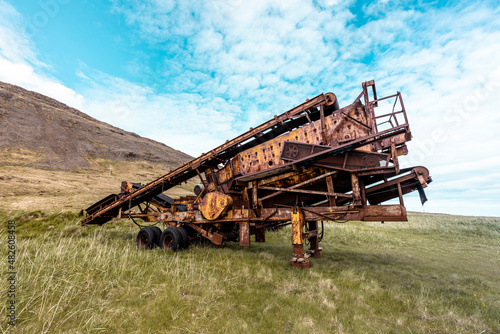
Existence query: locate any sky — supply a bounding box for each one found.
[0,0,499,217]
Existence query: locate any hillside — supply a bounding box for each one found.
[0,81,192,169]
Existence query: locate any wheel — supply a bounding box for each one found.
[136,227,156,249]
[160,228,182,251]
[150,226,162,246]
[177,226,189,249]
[285,144,299,158]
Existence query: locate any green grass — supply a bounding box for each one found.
[1,210,499,333]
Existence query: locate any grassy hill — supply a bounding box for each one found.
[1,208,498,333]
[0,81,192,170]
[0,158,197,212]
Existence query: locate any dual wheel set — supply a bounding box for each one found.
[136,226,189,251]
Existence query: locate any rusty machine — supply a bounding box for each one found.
[82,80,431,268]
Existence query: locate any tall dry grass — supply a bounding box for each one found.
[1,210,498,333]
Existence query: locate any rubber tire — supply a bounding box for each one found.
[150,226,162,247]
[177,226,189,250]
[160,228,182,251]
[136,227,156,249]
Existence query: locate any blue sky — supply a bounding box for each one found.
[1,0,499,216]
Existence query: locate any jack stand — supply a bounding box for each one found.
[307,247,323,258]
[290,207,310,268]
[307,221,322,258]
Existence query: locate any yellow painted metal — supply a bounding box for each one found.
[199,191,233,221]
[291,207,305,245]
[260,168,327,188]
[216,162,233,185]
[232,103,374,177]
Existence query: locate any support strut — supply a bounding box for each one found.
[291,207,310,268]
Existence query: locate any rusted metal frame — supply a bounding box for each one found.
[195,208,412,224]
[193,189,204,204]
[239,221,251,246]
[292,125,409,168]
[310,162,387,173]
[255,227,265,242]
[145,202,162,213]
[397,182,404,207]
[81,167,194,225]
[340,111,372,130]
[370,92,398,104]
[354,90,365,103]
[259,186,353,198]
[82,95,329,225]
[367,80,378,104]
[121,213,159,219]
[361,81,379,132]
[185,222,226,246]
[342,152,349,169]
[362,205,407,221]
[359,178,367,206]
[364,172,416,194]
[325,175,337,206]
[254,221,290,229]
[304,229,318,238]
[251,180,260,217]
[236,116,406,184]
[174,206,362,224]
[390,138,400,174]
[208,168,223,192]
[391,94,400,126]
[228,159,235,182]
[363,87,371,117]
[306,221,322,258]
[291,207,310,268]
[262,207,278,221]
[224,93,325,150]
[398,92,409,125]
[383,152,391,168]
[377,119,392,127]
[350,173,362,206]
[372,96,408,131]
[390,117,396,128]
[137,203,145,214]
[319,104,328,144]
[308,144,316,155]
[258,170,337,202]
[304,110,312,123]
[357,166,400,177]
[195,168,208,188]
[416,172,428,188]
[379,115,404,137]
[256,170,301,187]
[374,110,405,119]
[300,206,349,221]
[367,180,426,205]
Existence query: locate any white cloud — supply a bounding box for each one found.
[0,0,84,109]
[76,66,242,156]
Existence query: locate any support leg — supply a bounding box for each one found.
[255,227,265,242]
[351,172,362,206]
[239,221,250,246]
[307,221,322,258]
[291,207,310,268]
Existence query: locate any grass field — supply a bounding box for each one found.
[0,158,197,212]
[1,209,499,333]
